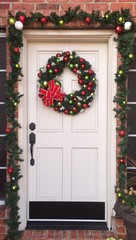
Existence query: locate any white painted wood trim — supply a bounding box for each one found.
[18,29,117,230]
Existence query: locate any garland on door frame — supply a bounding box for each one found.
[6,6,136,239]
[38,51,97,115]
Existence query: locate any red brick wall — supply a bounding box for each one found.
[0,0,136,26]
[0,0,135,238]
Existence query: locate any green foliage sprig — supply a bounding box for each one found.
[6,6,136,239]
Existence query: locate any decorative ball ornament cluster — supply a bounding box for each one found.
[38,51,97,115]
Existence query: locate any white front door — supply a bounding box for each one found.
[27,37,108,222]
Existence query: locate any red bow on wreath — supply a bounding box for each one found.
[39,79,65,106]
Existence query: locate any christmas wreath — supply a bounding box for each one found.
[38,51,97,115]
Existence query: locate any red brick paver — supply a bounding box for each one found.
[20,230,116,240]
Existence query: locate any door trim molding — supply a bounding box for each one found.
[18,29,117,230]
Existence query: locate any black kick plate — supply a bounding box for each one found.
[26,221,108,230]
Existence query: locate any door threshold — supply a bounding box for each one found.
[26,221,108,230]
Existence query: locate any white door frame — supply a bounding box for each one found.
[18,29,117,230]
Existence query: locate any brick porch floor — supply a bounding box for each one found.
[20,230,116,240]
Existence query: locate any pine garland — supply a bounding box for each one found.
[6,6,136,239]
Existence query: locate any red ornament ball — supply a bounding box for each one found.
[40,17,47,24]
[72,107,77,112]
[78,74,82,79]
[115,26,123,34]
[5,128,10,134]
[66,51,70,56]
[54,107,58,111]
[81,90,86,96]
[81,64,85,69]
[73,68,77,73]
[56,53,61,57]
[37,72,42,78]
[120,158,125,164]
[46,64,51,69]
[18,15,25,24]
[63,56,68,62]
[54,68,59,73]
[64,109,69,114]
[13,47,19,54]
[88,69,94,75]
[82,103,87,109]
[87,86,92,92]
[88,82,93,87]
[7,167,13,174]
[79,58,84,63]
[85,17,91,24]
[119,130,126,137]
[78,79,83,85]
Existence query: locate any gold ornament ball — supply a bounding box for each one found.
[123,101,126,105]
[15,63,20,68]
[14,102,18,106]
[129,53,133,59]
[57,102,62,107]
[12,186,16,190]
[117,192,122,197]
[118,17,124,23]
[43,81,48,87]
[77,102,81,107]
[119,70,123,75]
[9,17,15,25]
[105,14,109,19]
[59,20,64,25]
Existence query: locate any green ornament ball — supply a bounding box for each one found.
[69,64,74,69]
[56,58,60,63]
[70,110,73,115]
[49,69,53,74]
[105,14,109,19]
[69,100,73,105]
[55,80,61,87]
[69,55,74,59]
[84,75,89,80]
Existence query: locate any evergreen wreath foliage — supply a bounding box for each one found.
[38,51,97,115]
[6,6,136,239]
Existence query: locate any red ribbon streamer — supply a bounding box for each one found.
[39,79,65,106]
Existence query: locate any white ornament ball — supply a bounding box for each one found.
[15,21,23,30]
[124,21,132,30]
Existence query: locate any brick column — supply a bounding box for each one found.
[112,217,127,239]
[0,205,7,240]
